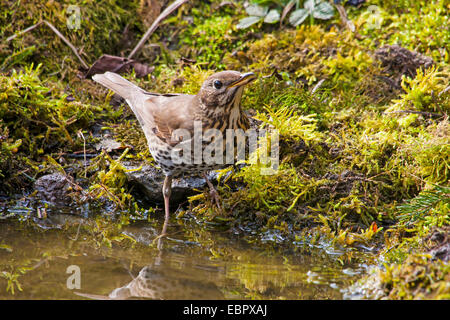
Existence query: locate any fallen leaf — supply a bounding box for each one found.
[85,54,154,78]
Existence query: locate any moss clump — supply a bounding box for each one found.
[0,64,95,155]
[180,15,237,69]
[87,149,143,213]
[386,66,450,113]
[0,120,23,188]
[0,0,141,74]
[352,187,449,300]
[0,64,103,192]
[378,253,449,299]
[355,0,450,64]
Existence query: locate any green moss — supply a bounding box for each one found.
[0,64,103,192]
[1,0,141,74]
[0,121,23,189]
[378,253,450,299]
[255,105,324,144]
[0,64,95,154]
[180,15,237,69]
[386,66,450,113]
[356,0,450,64]
[86,149,151,217]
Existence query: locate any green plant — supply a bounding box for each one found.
[0,64,97,157]
[236,2,280,29]
[181,15,236,68]
[386,66,450,113]
[236,0,335,29]
[397,185,450,227]
[255,105,323,144]
[289,0,335,26]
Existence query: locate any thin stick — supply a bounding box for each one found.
[42,21,89,69]
[439,86,450,97]
[127,0,189,59]
[335,4,355,32]
[6,21,43,42]
[311,79,325,94]
[384,110,444,118]
[77,130,87,178]
[6,20,89,69]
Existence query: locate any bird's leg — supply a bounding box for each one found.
[202,172,222,211]
[157,175,172,249]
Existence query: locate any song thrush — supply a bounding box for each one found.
[92,71,256,226]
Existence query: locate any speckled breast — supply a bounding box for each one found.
[148,112,249,178]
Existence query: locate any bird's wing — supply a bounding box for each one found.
[92,72,195,146]
[145,94,196,146]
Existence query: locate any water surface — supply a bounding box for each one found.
[0,208,373,299]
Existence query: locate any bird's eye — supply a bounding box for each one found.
[213,80,223,89]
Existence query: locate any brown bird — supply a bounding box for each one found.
[92,71,256,227]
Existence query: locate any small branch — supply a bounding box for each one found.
[439,86,450,97]
[127,0,189,59]
[6,21,44,42]
[384,110,444,118]
[335,4,355,32]
[280,0,295,27]
[42,21,89,69]
[7,20,89,69]
[311,79,325,94]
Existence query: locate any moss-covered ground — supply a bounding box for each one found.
[0,0,449,299]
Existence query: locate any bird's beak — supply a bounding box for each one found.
[227,72,256,88]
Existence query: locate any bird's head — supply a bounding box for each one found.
[197,71,256,113]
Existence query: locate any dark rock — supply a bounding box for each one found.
[123,163,219,204]
[34,173,73,205]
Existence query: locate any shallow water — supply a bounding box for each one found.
[0,207,373,299]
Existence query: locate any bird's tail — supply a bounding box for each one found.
[92,72,155,143]
[92,72,144,101]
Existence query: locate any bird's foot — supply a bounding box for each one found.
[203,173,222,213]
[209,187,222,212]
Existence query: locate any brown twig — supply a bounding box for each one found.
[280,0,295,27]
[384,110,444,118]
[6,0,188,72]
[335,4,355,32]
[6,21,44,42]
[127,0,189,59]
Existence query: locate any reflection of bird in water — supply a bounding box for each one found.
[75,263,224,300]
